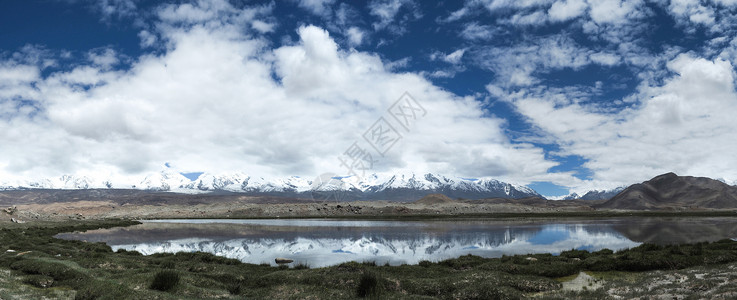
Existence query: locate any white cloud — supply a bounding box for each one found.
[251,20,276,33]
[444,6,471,22]
[474,35,593,87]
[0,63,39,85]
[587,0,646,25]
[478,0,555,11]
[93,0,137,22]
[138,30,157,48]
[460,22,497,40]
[0,1,563,187]
[157,0,230,24]
[444,49,466,64]
[431,49,466,65]
[548,0,587,21]
[589,51,620,66]
[497,53,737,193]
[87,48,120,69]
[448,0,649,45]
[505,11,549,26]
[667,0,716,26]
[368,0,421,33]
[345,27,365,47]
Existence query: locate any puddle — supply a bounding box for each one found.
[561,271,603,291]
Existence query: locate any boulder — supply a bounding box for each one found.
[275,258,294,264]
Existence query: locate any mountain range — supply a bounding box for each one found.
[563,187,625,201]
[0,171,542,201]
[3,171,736,207]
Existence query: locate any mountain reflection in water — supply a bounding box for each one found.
[57,218,737,267]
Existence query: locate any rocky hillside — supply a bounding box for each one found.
[595,173,737,210]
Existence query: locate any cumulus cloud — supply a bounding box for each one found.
[0,0,563,187]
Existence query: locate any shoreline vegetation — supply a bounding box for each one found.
[1,219,737,299]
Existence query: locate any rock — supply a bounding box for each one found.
[275,258,294,264]
[525,257,537,261]
[10,218,25,224]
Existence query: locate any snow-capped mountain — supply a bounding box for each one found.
[137,170,192,191]
[563,187,625,200]
[0,171,543,200]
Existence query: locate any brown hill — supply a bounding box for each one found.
[595,173,737,210]
[414,193,456,205]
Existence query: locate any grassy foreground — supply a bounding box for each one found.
[1,220,736,299]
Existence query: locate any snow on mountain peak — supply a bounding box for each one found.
[0,171,543,200]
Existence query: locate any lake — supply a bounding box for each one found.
[57,217,737,268]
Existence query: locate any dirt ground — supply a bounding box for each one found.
[1,198,594,223]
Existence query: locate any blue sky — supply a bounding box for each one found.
[2,0,737,197]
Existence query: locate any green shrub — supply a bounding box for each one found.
[74,280,130,300]
[83,242,112,253]
[505,275,561,292]
[115,248,142,256]
[22,274,54,288]
[439,254,486,269]
[10,259,86,282]
[632,243,662,252]
[560,249,589,259]
[159,260,176,269]
[226,281,243,295]
[456,283,521,300]
[149,270,180,291]
[594,248,614,255]
[361,261,377,267]
[356,271,380,298]
[419,260,433,268]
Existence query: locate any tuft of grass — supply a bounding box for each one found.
[159,260,176,269]
[293,263,310,270]
[226,282,242,295]
[74,280,130,300]
[356,271,380,298]
[10,259,86,282]
[149,270,179,292]
[361,261,377,267]
[22,275,54,288]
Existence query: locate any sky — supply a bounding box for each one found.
[2,0,737,197]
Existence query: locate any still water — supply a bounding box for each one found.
[57,218,737,267]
